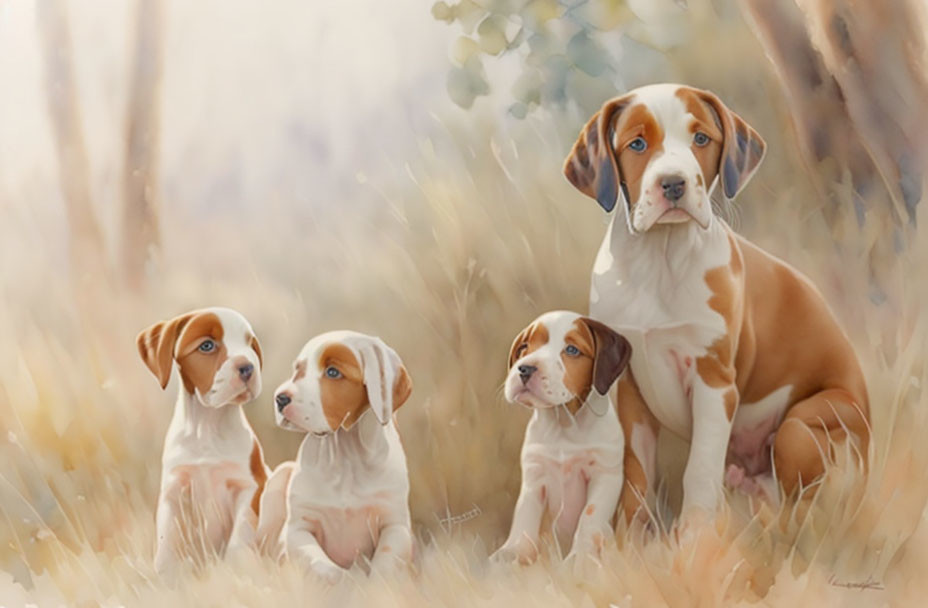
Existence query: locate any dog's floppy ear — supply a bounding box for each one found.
[357,338,412,424]
[696,90,766,199]
[579,317,632,395]
[564,95,632,212]
[137,313,195,389]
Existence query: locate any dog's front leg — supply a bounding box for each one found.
[226,487,258,559]
[681,377,737,520]
[491,473,546,564]
[286,523,344,583]
[154,495,183,578]
[566,469,623,562]
[371,521,413,575]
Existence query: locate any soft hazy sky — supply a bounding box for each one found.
[0,0,452,223]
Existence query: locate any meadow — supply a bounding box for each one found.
[1,1,927,606]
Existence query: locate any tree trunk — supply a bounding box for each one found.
[122,0,165,289]
[37,0,107,285]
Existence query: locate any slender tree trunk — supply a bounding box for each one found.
[122,0,165,289]
[37,0,107,284]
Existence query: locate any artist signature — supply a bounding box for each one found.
[828,575,884,591]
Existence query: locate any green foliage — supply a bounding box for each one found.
[433,0,634,116]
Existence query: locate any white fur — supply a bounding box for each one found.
[494,311,624,564]
[259,331,412,582]
[153,307,265,576]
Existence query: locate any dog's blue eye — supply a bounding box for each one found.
[325,366,341,379]
[198,340,215,353]
[565,344,581,357]
[628,137,647,152]
[693,132,710,147]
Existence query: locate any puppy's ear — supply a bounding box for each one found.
[580,317,632,395]
[358,338,412,424]
[508,326,531,369]
[249,335,264,369]
[137,313,194,389]
[696,90,766,199]
[564,95,632,212]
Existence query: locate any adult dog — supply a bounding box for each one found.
[563,83,869,523]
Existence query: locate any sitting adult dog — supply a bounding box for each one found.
[563,83,870,523]
[257,330,414,583]
[492,311,631,565]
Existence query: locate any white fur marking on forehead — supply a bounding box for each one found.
[531,311,583,347]
[204,307,256,355]
[631,84,693,147]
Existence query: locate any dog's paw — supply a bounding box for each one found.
[490,542,538,566]
[310,560,344,584]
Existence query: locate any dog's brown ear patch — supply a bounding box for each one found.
[564,95,633,212]
[580,317,632,395]
[249,335,264,369]
[690,88,766,199]
[137,313,195,389]
[392,365,413,411]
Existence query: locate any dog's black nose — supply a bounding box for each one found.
[518,364,537,384]
[238,363,255,381]
[275,393,291,412]
[661,175,686,202]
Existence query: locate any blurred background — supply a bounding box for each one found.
[1,0,928,605]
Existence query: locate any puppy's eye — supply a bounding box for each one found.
[198,340,216,353]
[325,366,342,379]
[693,132,710,147]
[564,344,581,357]
[627,137,647,152]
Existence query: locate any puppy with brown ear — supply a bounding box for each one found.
[256,330,413,583]
[492,311,631,565]
[137,307,267,576]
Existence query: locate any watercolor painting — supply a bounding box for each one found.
[1,0,926,605]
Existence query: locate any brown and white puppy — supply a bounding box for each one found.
[564,83,870,522]
[256,330,413,583]
[137,307,267,575]
[492,311,631,565]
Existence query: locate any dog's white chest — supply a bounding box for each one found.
[591,221,732,437]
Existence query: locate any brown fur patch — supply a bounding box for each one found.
[614,103,665,205]
[585,505,596,516]
[293,358,308,381]
[249,335,263,368]
[249,439,267,515]
[137,312,196,389]
[318,342,369,430]
[174,313,227,395]
[561,320,595,415]
[723,387,738,421]
[508,322,550,368]
[616,370,660,525]
[677,86,725,185]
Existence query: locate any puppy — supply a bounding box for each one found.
[257,330,413,582]
[493,311,632,564]
[137,307,267,575]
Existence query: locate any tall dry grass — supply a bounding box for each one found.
[2,3,928,607]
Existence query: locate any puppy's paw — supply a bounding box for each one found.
[310,560,344,584]
[490,542,538,566]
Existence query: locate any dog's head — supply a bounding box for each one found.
[564,83,766,233]
[505,311,631,414]
[273,331,412,435]
[137,307,263,407]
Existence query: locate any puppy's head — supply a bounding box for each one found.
[273,331,412,435]
[505,311,631,414]
[137,307,263,407]
[564,83,765,233]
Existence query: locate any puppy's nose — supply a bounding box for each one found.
[275,393,291,412]
[661,175,686,202]
[518,364,537,384]
[238,363,255,381]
